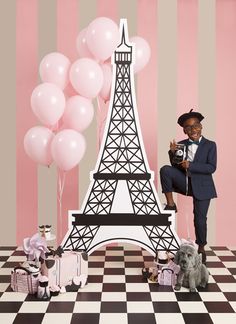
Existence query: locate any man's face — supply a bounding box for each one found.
[183,117,202,141]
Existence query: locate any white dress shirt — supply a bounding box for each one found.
[186,136,202,162]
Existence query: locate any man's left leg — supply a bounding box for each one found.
[193,198,211,264]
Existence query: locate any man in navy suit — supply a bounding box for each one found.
[160,110,217,263]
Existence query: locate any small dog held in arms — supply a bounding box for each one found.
[174,243,209,292]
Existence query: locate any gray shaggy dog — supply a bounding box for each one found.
[174,244,209,292]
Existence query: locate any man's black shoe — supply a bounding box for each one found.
[164,203,177,213]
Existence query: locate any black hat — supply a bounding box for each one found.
[177,109,204,127]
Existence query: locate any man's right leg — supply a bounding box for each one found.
[160,165,187,210]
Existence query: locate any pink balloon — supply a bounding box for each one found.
[63,96,94,132]
[39,52,70,90]
[69,58,103,99]
[64,82,78,98]
[86,17,119,61]
[99,63,112,102]
[130,36,151,73]
[31,82,66,126]
[51,129,86,171]
[76,28,94,59]
[24,126,54,166]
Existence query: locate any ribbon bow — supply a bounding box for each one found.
[180,238,197,249]
[188,140,200,146]
[23,233,49,263]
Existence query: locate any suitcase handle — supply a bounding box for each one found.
[161,268,174,274]
[13,266,31,275]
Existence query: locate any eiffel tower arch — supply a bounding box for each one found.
[61,19,180,256]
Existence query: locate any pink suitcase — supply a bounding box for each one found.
[158,267,176,286]
[41,251,88,288]
[11,266,39,294]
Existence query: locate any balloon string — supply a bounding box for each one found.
[96,96,101,114]
[96,96,107,150]
[57,170,66,241]
[96,97,102,150]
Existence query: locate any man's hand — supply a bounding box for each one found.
[179,160,190,170]
[170,139,177,153]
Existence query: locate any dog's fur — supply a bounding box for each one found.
[174,244,209,292]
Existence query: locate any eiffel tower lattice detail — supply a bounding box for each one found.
[62,19,180,256]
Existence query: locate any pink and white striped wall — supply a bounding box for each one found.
[1,0,235,246]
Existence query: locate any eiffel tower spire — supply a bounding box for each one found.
[117,19,131,52]
[94,19,149,179]
[61,19,180,255]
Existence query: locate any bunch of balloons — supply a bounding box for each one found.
[24,17,151,172]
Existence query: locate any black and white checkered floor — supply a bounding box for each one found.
[0,244,236,324]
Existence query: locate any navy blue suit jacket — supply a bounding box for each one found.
[170,136,217,200]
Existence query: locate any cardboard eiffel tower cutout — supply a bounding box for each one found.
[62,19,180,256]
